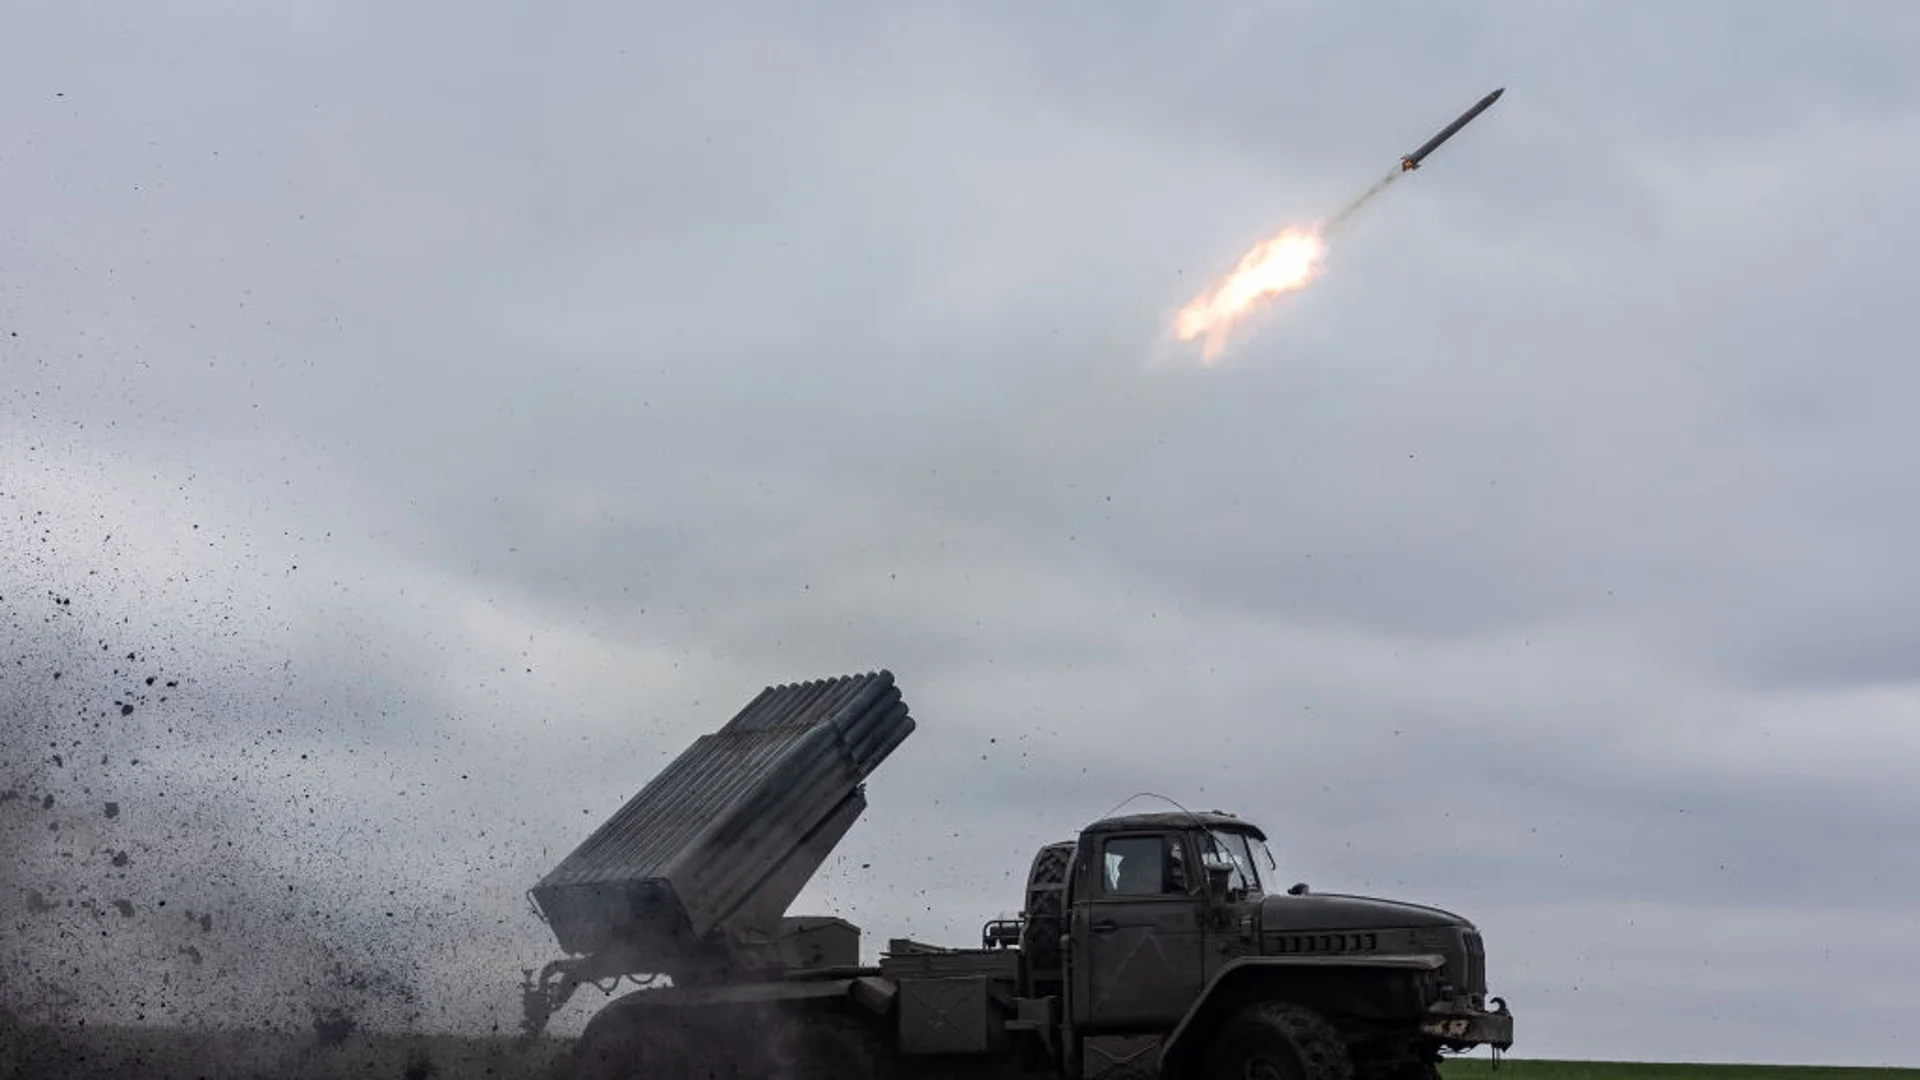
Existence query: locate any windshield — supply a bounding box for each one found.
[1202,829,1263,894]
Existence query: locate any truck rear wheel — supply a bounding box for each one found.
[770,1006,896,1080]
[564,1005,693,1080]
[1199,1002,1353,1080]
[563,1000,748,1080]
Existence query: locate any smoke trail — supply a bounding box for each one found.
[1324,167,1403,234]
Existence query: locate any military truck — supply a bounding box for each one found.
[521,671,1513,1079]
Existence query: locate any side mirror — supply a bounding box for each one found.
[1202,857,1235,901]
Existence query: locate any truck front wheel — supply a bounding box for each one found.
[1198,1002,1353,1080]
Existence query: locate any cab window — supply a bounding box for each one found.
[1198,829,1263,895]
[1101,834,1188,897]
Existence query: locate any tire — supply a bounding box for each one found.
[767,1007,896,1080]
[1199,1002,1353,1080]
[561,1000,745,1080]
[560,1004,671,1080]
[1020,841,1075,979]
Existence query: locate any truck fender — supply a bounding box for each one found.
[589,975,900,1017]
[601,977,862,1009]
[1159,954,1446,1072]
[850,975,897,1016]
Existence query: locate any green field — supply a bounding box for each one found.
[0,1025,573,1080]
[4,1026,1914,1080]
[1442,1062,1920,1080]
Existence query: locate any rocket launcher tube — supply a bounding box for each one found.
[529,671,915,962]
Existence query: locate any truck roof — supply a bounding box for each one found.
[1084,810,1267,839]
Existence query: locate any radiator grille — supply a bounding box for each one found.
[1461,928,1487,995]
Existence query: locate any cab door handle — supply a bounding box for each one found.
[1091,919,1119,934]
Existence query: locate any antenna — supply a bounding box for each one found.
[1089,791,1210,830]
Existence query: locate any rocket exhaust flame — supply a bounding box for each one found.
[1171,166,1402,364]
[1173,225,1327,364]
[1170,87,1504,364]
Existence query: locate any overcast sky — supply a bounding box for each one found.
[5,0,1920,1068]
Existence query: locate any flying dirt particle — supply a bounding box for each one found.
[199,913,211,932]
[118,703,133,716]
[112,899,133,917]
[52,754,63,768]
[41,794,54,810]
[180,944,203,966]
[111,851,130,867]
[104,802,119,819]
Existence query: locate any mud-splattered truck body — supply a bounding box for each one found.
[522,671,1513,1079]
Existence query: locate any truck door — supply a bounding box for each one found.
[1070,831,1206,1029]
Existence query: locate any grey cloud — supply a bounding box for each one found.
[7,0,1920,1067]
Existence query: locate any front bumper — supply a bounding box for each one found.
[1418,997,1513,1049]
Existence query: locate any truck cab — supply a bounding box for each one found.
[1070,812,1266,1031]
[1057,811,1512,1079]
